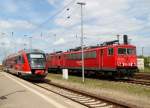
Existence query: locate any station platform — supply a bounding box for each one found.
[0,71,86,108]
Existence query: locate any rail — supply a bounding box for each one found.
[32,79,137,108]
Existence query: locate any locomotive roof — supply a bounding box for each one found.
[5,49,45,59]
[48,44,136,56]
[66,44,135,53]
[19,49,45,54]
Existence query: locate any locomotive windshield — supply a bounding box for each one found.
[118,48,135,55]
[27,53,46,69]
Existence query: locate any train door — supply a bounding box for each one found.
[60,54,64,68]
[17,56,23,71]
[57,55,62,68]
[100,49,104,69]
[107,47,115,68]
[57,56,60,67]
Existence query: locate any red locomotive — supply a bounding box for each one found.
[3,49,47,80]
[46,35,137,78]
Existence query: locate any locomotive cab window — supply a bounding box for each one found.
[59,56,61,59]
[118,48,126,54]
[108,48,114,55]
[127,48,135,55]
[27,53,46,68]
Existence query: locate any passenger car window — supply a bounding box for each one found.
[84,51,96,58]
[17,56,24,64]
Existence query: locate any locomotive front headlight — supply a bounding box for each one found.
[117,62,124,66]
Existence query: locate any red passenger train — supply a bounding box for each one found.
[3,49,47,80]
[46,35,137,78]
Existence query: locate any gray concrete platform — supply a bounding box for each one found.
[0,71,87,108]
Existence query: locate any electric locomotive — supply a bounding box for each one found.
[46,35,137,78]
[3,49,47,80]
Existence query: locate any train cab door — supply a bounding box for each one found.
[60,54,64,68]
[14,56,22,74]
[100,49,104,69]
[17,56,23,71]
[58,55,63,68]
[107,47,115,69]
[57,56,60,67]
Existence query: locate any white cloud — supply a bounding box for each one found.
[13,20,36,29]
[54,37,66,45]
[47,0,62,7]
[54,0,146,34]
[0,20,12,29]
[47,0,57,5]
[0,20,36,30]
[50,0,150,56]
[0,0,150,59]
[55,0,144,33]
[54,0,129,27]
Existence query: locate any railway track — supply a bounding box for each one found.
[134,72,150,80]
[122,78,150,87]
[120,72,150,86]
[32,79,136,108]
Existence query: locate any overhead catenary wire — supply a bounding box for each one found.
[40,3,81,41]
[17,0,77,50]
[26,0,82,52]
[30,0,77,36]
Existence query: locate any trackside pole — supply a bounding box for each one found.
[77,2,86,83]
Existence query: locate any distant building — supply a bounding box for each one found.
[137,58,144,70]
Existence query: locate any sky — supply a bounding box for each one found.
[0,0,150,63]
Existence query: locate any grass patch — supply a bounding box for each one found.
[46,73,150,98]
[139,67,150,73]
[143,67,150,73]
